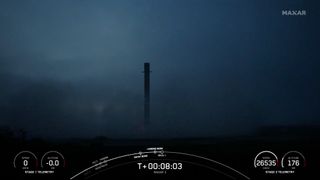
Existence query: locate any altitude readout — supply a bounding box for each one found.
[281,151,306,170]
[41,151,65,170]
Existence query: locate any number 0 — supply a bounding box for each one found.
[23,160,28,166]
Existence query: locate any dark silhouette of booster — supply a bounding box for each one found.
[143,62,150,125]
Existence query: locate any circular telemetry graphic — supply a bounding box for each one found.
[281,151,306,170]
[254,150,278,170]
[41,151,65,170]
[13,151,38,170]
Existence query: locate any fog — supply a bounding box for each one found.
[0,0,319,138]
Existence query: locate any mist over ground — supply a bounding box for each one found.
[0,0,319,138]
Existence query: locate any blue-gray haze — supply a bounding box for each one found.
[0,0,319,138]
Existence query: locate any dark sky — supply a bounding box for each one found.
[0,0,319,138]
